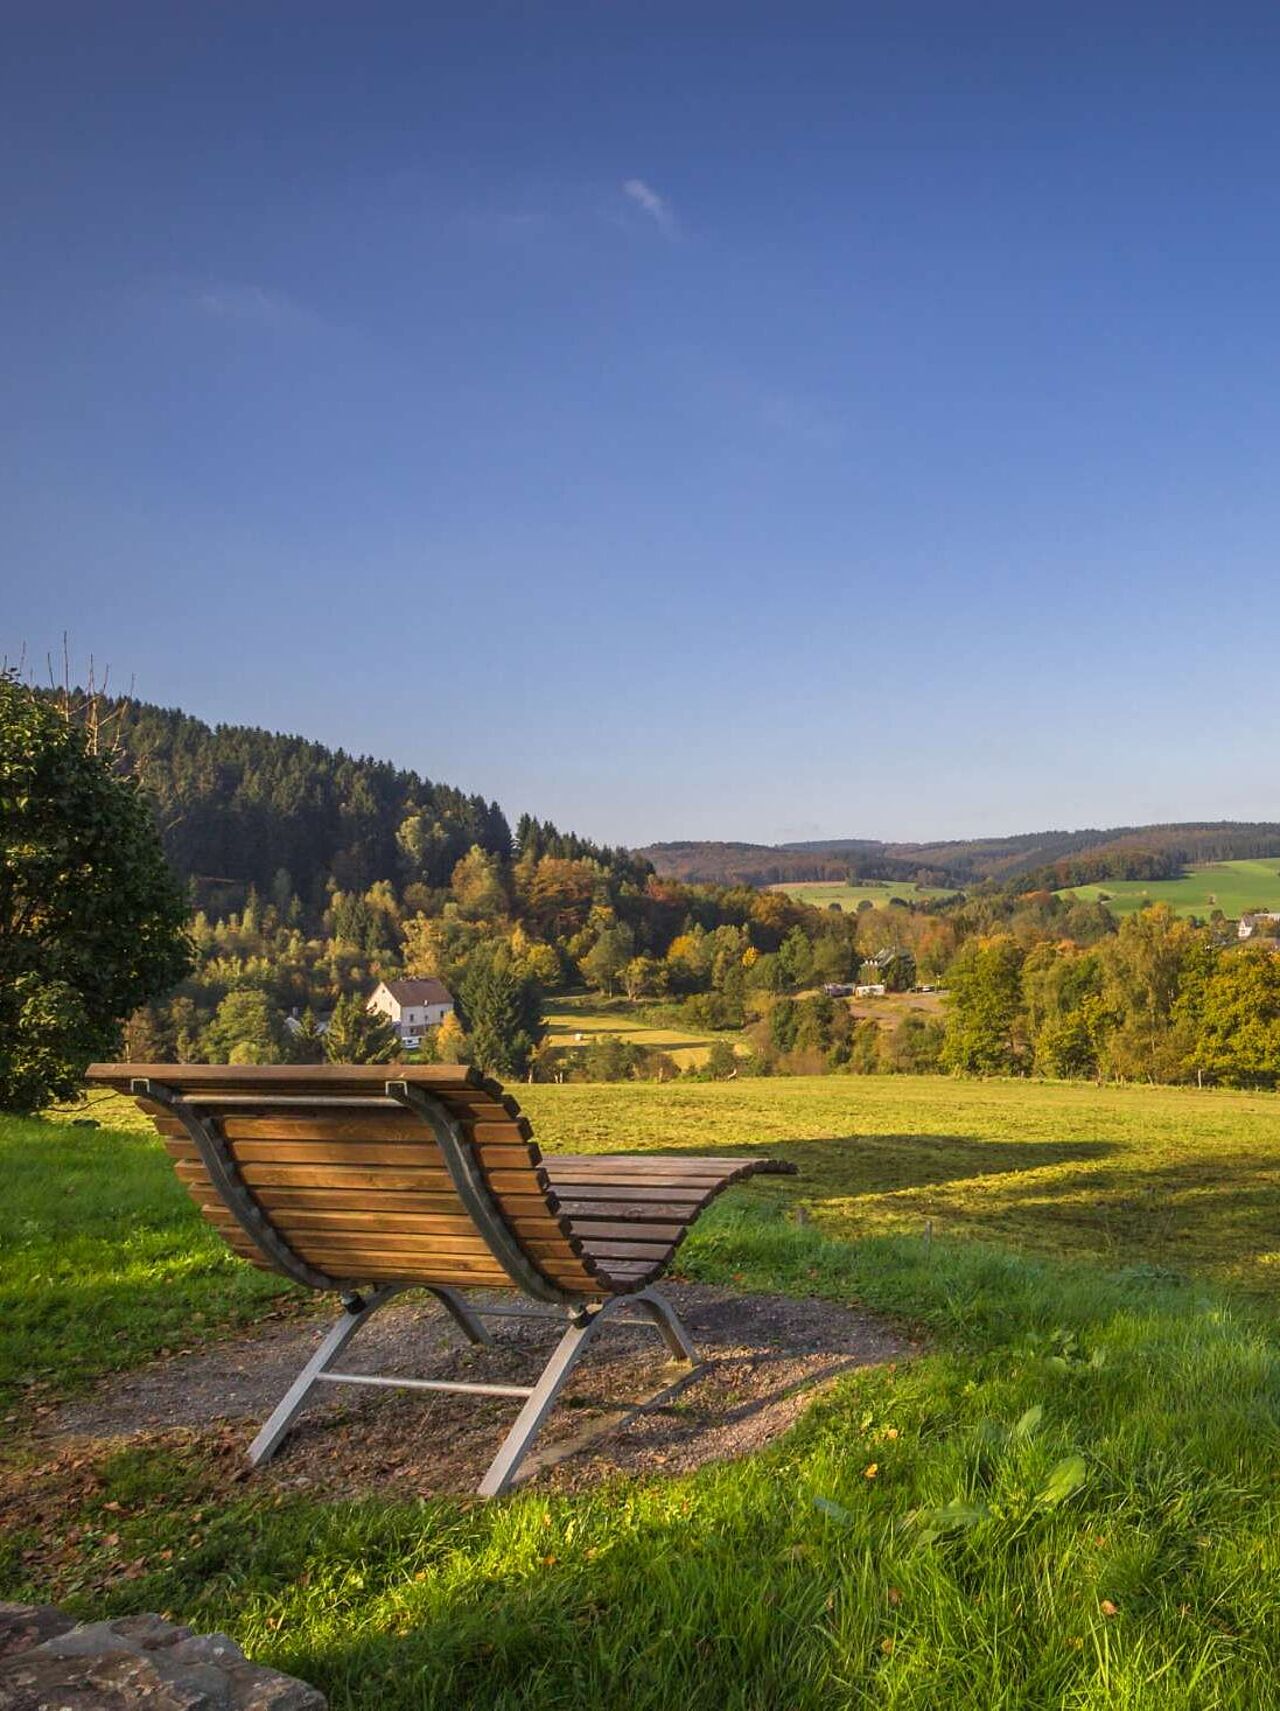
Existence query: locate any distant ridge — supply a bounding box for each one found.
[637,823,1280,889]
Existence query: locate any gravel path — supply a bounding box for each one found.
[46,1285,913,1497]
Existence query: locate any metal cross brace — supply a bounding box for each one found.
[248,1284,701,1497]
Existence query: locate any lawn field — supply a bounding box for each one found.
[769,879,958,911]
[543,997,724,1068]
[9,1076,1280,1708]
[1057,856,1280,919]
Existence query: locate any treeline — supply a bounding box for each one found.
[641,822,1280,889]
[93,698,644,912]
[944,906,1280,1089]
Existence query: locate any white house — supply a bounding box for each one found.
[367,977,455,1049]
[1238,913,1280,941]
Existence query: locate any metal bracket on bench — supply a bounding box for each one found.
[131,1077,339,1293]
[385,1079,572,1307]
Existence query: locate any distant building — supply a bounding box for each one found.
[283,1009,331,1037]
[854,983,887,998]
[1238,913,1280,941]
[367,977,455,1049]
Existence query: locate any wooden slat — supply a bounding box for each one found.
[192,1193,570,1242]
[547,1155,749,1171]
[562,1219,688,1243]
[151,1113,535,1145]
[544,1171,728,1190]
[555,1199,705,1222]
[201,1206,585,1263]
[542,1182,710,1205]
[162,1135,536,1171]
[176,1161,454,1191]
[581,1240,675,1261]
[90,1062,487,1093]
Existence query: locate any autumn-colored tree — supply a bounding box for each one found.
[1098,906,1201,1083]
[580,924,635,996]
[451,845,510,919]
[941,935,1028,1075]
[1189,948,1280,1088]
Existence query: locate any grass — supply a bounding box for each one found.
[7,1076,1280,1707]
[543,995,726,1068]
[769,879,958,911]
[1057,857,1280,919]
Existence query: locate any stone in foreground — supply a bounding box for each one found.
[0,1604,324,1710]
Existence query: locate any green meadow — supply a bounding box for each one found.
[543,996,722,1068]
[1057,857,1280,919]
[7,1076,1280,1708]
[769,879,958,911]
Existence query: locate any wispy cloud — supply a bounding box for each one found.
[622,177,677,237]
[190,283,322,332]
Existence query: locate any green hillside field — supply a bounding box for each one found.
[769,878,958,911]
[543,997,725,1068]
[9,1076,1280,1706]
[1056,856,1280,919]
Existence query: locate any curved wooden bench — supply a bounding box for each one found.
[87,1062,795,1494]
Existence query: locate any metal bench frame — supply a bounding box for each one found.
[132,1073,702,1496]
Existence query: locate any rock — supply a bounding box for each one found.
[0,1605,324,1711]
[0,1608,75,1660]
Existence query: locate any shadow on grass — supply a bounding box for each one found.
[664,1130,1120,1196]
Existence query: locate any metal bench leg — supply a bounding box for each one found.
[249,1287,401,1466]
[627,1287,700,1364]
[476,1291,700,1498]
[477,1310,603,1498]
[427,1286,493,1347]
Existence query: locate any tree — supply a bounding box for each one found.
[579,924,634,996]
[458,943,544,1076]
[288,1006,328,1064]
[323,993,399,1064]
[203,988,290,1064]
[941,935,1028,1075]
[0,675,191,1110]
[1190,949,1280,1089]
[450,845,509,919]
[435,1010,469,1064]
[1099,906,1199,1083]
[705,1039,738,1078]
[623,955,665,1002]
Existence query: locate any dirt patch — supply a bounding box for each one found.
[41,1286,912,1500]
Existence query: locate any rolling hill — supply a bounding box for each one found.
[638,823,1280,889]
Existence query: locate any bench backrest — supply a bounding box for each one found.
[86,1063,605,1300]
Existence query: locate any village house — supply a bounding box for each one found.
[366,977,455,1049]
[1238,913,1280,940]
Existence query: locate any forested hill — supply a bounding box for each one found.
[106,698,643,911]
[640,822,1280,889]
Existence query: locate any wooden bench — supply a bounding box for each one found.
[87,1062,796,1495]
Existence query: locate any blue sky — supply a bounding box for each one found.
[4,3,1279,847]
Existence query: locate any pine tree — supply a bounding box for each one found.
[323,994,399,1064]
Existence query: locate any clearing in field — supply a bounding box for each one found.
[770,878,957,911]
[1056,855,1280,918]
